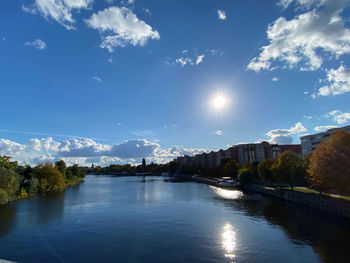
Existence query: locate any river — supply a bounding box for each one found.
[0,175,349,263]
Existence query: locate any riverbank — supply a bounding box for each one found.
[0,177,84,207]
[183,174,350,218]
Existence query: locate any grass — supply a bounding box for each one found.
[283,186,350,202]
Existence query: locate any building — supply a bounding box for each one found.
[235,142,276,163]
[216,149,225,167]
[175,141,302,168]
[208,151,217,168]
[279,144,302,156]
[300,125,350,156]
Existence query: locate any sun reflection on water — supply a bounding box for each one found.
[222,223,237,261]
[210,186,243,200]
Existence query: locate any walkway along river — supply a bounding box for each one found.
[0,175,349,263]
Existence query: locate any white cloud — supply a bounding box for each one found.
[266,122,307,144]
[277,0,326,10]
[196,54,204,65]
[143,8,151,16]
[0,139,25,156]
[304,91,309,94]
[326,109,350,124]
[85,6,160,52]
[215,130,223,135]
[272,77,279,81]
[108,57,113,63]
[247,0,350,72]
[23,0,94,30]
[175,57,193,67]
[303,115,312,119]
[318,65,350,96]
[0,137,207,166]
[217,9,226,20]
[314,125,338,131]
[93,76,102,82]
[27,137,60,152]
[24,39,46,50]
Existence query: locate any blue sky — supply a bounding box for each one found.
[1,0,350,166]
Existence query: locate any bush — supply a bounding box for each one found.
[0,189,8,205]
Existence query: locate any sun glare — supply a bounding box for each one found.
[213,95,226,109]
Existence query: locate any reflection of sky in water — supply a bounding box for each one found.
[210,186,243,200]
[222,223,236,261]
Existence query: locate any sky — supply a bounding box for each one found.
[1,0,350,166]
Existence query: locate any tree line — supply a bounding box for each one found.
[176,131,350,195]
[0,157,85,206]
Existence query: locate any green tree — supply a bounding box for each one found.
[238,167,256,185]
[308,131,350,194]
[0,188,8,205]
[272,151,306,189]
[28,177,39,196]
[55,160,67,177]
[0,155,18,171]
[35,163,66,192]
[223,160,240,178]
[0,167,21,201]
[258,159,275,184]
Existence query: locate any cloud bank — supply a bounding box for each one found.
[0,137,207,166]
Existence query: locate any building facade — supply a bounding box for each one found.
[301,125,350,156]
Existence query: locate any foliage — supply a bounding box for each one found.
[0,188,8,205]
[258,159,276,184]
[308,131,350,194]
[28,177,39,196]
[0,155,18,171]
[272,151,306,189]
[0,167,21,201]
[238,167,256,185]
[55,160,67,177]
[35,163,66,192]
[222,160,240,178]
[19,188,28,199]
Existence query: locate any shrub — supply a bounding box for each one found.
[0,189,8,205]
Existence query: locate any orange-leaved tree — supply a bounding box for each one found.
[308,131,350,194]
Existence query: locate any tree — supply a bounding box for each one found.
[308,131,350,194]
[28,177,39,196]
[272,151,306,189]
[55,160,67,177]
[223,160,240,178]
[0,155,18,171]
[258,159,275,184]
[238,167,256,185]
[142,158,146,172]
[0,167,21,201]
[0,189,8,205]
[35,163,66,192]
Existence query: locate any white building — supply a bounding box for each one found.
[300,125,350,156]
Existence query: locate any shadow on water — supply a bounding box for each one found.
[213,187,350,263]
[0,204,16,237]
[29,191,66,225]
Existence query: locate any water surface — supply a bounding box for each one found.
[0,175,349,263]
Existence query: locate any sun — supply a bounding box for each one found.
[213,95,226,109]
